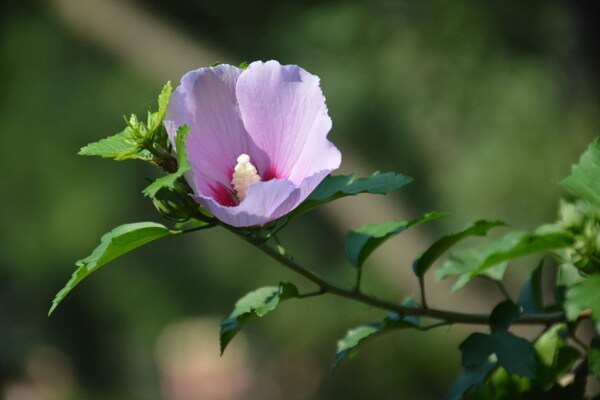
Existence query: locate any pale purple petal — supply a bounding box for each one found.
[191,177,297,227]
[165,64,269,188]
[236,61,340,183]
[166,61,342,227]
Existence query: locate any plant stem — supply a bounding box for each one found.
[223,225,567,326]
[419,276,428,308]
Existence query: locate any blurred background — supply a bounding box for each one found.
[1,0,599,399]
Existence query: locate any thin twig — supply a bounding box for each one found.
[219,224,569,326]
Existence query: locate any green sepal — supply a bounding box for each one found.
[143,125,191,198]
[344,212,447,268]
[219,282,299,355]
[49,222,180,315]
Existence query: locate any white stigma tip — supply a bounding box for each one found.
[231,154,261,202]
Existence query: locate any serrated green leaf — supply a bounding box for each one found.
[413,220,505,278]
[437,230,572,292]
[220,282,298,354]
[564,274,600,322]
[78,131,152,160]
[561,138,600,207]
[490,301,522,332]
[143,125,191,198]
[290,172,412,219]
[333,300,420,370]
[589,337,600,380]
[445,360,497,400]
[517,260,544,313]
[344,212,447,268]
[147,81,172,133]
[473,230,573,275]
[460,331,536,378]
[49,222,179,315]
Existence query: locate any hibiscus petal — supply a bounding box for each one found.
[166,64,268,187]
[236,61,341,184]
[192,178,298,227]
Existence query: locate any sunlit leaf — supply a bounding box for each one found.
[49,222,180,315]
[78,130,151,160]
[535,324,580,390]
[436,229,572,292]
[344,212,447,268]
[413,220,505,278]
[142,125,191,198]
[564,274,600,322]
[220,282,298,354]
[561,138,600,207]
[290,172,412,219]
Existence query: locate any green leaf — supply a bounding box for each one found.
[344,212,447,268]
[142,125,191,198]
[238,61,249,69]
[561,138,600,207]
[436,229,572,292]
[445,360,497,400]
[472,229,573,275]
[460,331,536,378]
[49,222,179,315]
[413,220,505,278]
[517,260,544,313]
[146,81,173,134]
[333,300,420,370]
[564,274,600,322]
[589,337,600,380]
[534,324,580,390]
[219,282,298,354]
[78,130,152,161]
[490,301,522,332]
[290,172,412,219]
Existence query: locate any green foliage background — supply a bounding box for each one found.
[1,0,599,399]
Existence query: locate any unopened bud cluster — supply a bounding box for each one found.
[557,200,600,274]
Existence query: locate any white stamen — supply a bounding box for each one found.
[231,154,261,202]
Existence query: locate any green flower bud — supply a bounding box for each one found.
[558,200,585,230]
[152,184,197,222]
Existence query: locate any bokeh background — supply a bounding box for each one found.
[1,0,599,399]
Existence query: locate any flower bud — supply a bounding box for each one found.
[152,184,198,222]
